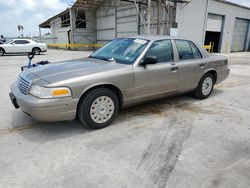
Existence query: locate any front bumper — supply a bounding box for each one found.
[10,82,79,122]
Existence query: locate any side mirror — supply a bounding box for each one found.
[140,56,158,67]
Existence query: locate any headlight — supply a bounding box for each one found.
[29,85,72,99]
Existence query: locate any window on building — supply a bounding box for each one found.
[145,40,174,63]
[175,40,194,60]
[75,9,86,29]
[61,12,70,28]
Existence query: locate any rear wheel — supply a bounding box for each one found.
[193,73,214,99]
[32,47,41,55]
[0,48,4,56]
[77,87,119,129]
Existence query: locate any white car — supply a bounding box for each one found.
[0,39,47,56]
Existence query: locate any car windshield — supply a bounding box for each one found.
[90,38,149,64]
[7,40,14,44]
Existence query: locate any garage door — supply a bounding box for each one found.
[231,18,249,52]
[206,14,223,32]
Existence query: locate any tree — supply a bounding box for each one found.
[17,25,24,37]
[20,25,24,37]
[17,25,21,37]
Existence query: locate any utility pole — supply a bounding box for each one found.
[157,0,161,35]
[147,0,151,35]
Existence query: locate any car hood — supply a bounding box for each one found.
[27,58,128,83]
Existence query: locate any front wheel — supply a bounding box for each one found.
[77,88,119,129]
[193,73,214,99]
[32,47,41,55]
[0,48,4,56]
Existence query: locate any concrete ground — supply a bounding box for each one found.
[0,50,250,188]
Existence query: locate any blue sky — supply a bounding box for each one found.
[0,0,249,37]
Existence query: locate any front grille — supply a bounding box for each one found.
[18,76,31,94]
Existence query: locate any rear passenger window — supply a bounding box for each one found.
[145,40,174,63]
[175,40,194,60]
[14,40,29,44]
[189,42,202,59]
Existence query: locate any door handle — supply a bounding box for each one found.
[200,63,205,69]
[170,67,179,72]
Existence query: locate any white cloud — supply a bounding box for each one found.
[0,0,69,37]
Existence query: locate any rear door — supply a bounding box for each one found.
[174,40,206,92]
[133,39,179,102]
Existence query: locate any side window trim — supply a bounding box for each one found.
[189,41,203,59]
[175,39,193,62]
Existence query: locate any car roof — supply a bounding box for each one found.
[130,35,187,41]
[12,39,32,41]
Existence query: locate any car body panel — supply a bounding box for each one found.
[10,36,230,122]
[0,39,47,54]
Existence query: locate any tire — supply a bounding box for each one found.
[193,73,214,99]
[77,87,119,129]
[0,48,4,56]
[32,47,41,55]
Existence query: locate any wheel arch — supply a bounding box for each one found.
[0,47,5,53]
[203,69,217,83]
[77,84,124,110]
[32,46,41,51]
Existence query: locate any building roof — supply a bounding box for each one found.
[72,0,106,9]
[39,8,70,28]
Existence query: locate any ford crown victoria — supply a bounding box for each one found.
[9,36,230,129]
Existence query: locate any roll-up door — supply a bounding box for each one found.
[231,18,249,52]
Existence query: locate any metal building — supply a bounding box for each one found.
[176,0,250,53]
[39,0,176,49]
[39,0,250,53]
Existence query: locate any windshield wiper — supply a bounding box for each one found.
[89,55,117,63]
[107,57,117,63]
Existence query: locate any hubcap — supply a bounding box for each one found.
[0,50,3,55]
[33,49,39,54]
[202,77,213,96]
[90,96,115,124]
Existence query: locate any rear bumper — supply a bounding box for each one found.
[216,68,230,84]
[10,82,79,122]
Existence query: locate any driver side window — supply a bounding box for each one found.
[145,40,174,63]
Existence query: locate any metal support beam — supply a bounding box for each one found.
[157,0,161,35]
[69,8,74,44]
[147,0,151,35]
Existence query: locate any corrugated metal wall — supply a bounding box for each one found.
[176,0,208,45]
[50,18,69,44]
[231,18,249,52]
[72,10,97,44]
[96,0,139,44]
[139,3,175,36]
[96,6,116,44]
[116,3,138,38]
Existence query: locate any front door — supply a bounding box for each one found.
[11,40,30,53]
[133,40,179,102]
